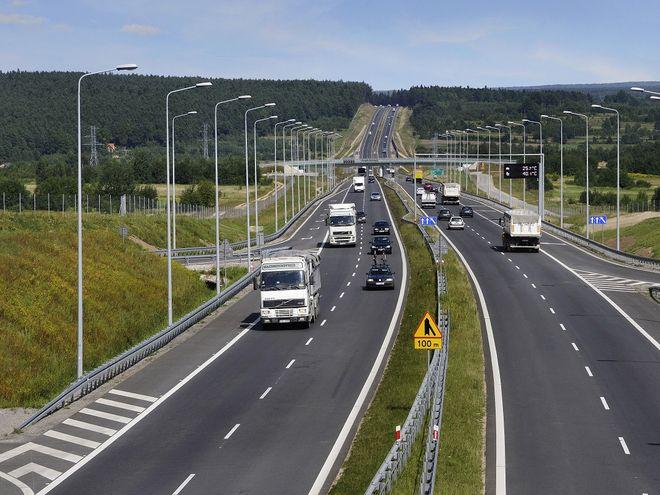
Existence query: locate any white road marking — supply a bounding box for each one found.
[259,387,272,400]
[9,463,61,482]
[63,418,116,436]
[531,283,537,288]
[488,241,491,244]
[507,258,512,262]
[44,430,100,449]
[351,272,356,277]
[600,397,610,410]
[355,264,359,268]
[523,274,528,278]
[549,307,555,314]
[0,442,82,463]
[224,424,240,440]
[515,265,520,270]
[560,323,566,331]
[286,359,295,369]
[96,398,146,413]
[305,337,314,345]
[347,281,351,286]
[330,306,336,312]
[572,343,579,351]
[500,252,504,255]
[585,366,593,377]
[339,292,345,298]
[357,257,360,261]
[79,408,131,424]
[320,319,327,326]
[540,295,546,301]
[108,389,157,403]
[172,473,196,495]
[618,437,630,455]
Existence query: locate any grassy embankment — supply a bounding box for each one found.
[334,103,375,158]
[601,217,660,257]
[393,107,416,157]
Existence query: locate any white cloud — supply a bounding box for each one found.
[408,18,507,46]
[121,23,160,36]
[0,12,43,25]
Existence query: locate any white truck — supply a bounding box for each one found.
[353,176,365,192]
[327,203,357,246]
[421,192,437,209]
[500,209,541,252]
[258,250,321,328]
[441,182,461,204]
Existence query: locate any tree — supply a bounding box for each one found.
[97,161,135,196]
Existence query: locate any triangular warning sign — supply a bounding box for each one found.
[413,311,441,339]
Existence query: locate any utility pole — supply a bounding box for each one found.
[84,125,101,167]
[201,122,210,159]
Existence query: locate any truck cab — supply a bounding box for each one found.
[327,203,357,246]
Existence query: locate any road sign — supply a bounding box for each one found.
[420,216,437,227]
[431,169,445,176]
[589,215,607,225]
[413,311,442,350]
[503,163,539,179]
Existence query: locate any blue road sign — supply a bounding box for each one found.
[420,216,437,226]
[589,215,607,225]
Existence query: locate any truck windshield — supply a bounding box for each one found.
[328,215,355,226]
[261,270,305,290]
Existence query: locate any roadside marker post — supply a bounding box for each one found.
[395,425,401,442]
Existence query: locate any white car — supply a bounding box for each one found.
[416,187,425,195]
[447,216,465,230]
[370,191,382,201]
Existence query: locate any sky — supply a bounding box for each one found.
[1,0,658,89]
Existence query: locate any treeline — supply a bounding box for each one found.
[0,71,371,161]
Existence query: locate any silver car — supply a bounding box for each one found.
[447,216,465,230]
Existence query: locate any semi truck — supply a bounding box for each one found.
[414,170,424,183]
[441,182,461,204]
[421,192,437,209]
[353,176,365,192]
[327,203,357,246]
[258,250,321,328]
[500,209,541,252]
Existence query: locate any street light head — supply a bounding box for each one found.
[116,64,138,71]
[651,96,660,100]
[522,119,531,123]
[195,82,213,88]
[562,111,572,115]
[188,111,198,115]
[630,87,644,92]
[265,102,276,107]
[269,115,278,119]
[295,121,302,124]
[507,121,517,124]
[287,118,296,122]
[591,104,602,108]
[238,95,251,99]
[540,114,548,118]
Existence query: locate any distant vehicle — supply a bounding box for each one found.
[327,203,357,246]
[421,192,437,209]
[447,216,465,230]
[357,210,366,223]
[416,186,425,195]
[370,236,392,254]
[357,166,367,175]
[405,176,412,182]
[368,131,372,135]
[370,191,382,201]
[500,209,541,252]
[365,261,395,290]
[424,183,433,191]
[460,206,473,217]
[441,182,461,204]
[414,170,424,182]
[258,250,321,328]
[353,176,365,193]
[373,220,391,235]
[368,168,374,177]
[368,176,375,183]
[438,208,452,220]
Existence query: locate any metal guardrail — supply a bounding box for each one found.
[19,180,350,429]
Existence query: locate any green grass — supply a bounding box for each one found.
[601,217,660,257]
[335,103,376,158]
[329,186,432,495]
[147,183,276,205]
[0,212,214,407]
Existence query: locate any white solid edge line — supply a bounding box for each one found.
[172,473,195,495]
[308,179,409,495]
[37,319,259,495]
[388,181,506,495]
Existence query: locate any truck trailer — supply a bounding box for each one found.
[441,182,461,204]
[352,176,365,192]
[500,209,541,252]
[327,203,357,246]
[421,192,437,209]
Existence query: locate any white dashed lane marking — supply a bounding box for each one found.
[585,366,593,377]
[286,359,295,369]
[259,387,272,400]
[224,424,240,440]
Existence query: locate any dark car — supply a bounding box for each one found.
[405,176,412,182]
[357,210,367,223]
[369,236,392,255]
[431,185,439,193]
[365,262,395,289]
[438,208,452,220]
[460,206,474,218]
[368,176,375,183]
[424,183,433,191]
[373,220,391,235]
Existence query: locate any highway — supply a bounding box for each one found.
[359,105,397,159]
[395,175,660,494]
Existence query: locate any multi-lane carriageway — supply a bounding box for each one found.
[396,175,660,494]
[359,105,397,159]
[0,176,406,495]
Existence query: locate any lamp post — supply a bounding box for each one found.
[495,124,513,206]
[172,110,198,250]
[508,121,526,209]
[302,128,314,205]
[245,103,276,270]
[564,111,590,238]
[631,86,660,96]
[465,129,476,191]
[522,119,543,218]
[311,130,322,198]
[487,126,502,203]
[273,119,296,231]
[282,121,301,222]
[76,63,138,377]
[477,127,492,198]
[253,114,278,244]
[289,124,306,214]
[541,115,564,228]
[295,125,309,213]
[592,104,621,250]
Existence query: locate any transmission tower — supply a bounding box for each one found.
[84,125,101,167]
[201,123,210,159]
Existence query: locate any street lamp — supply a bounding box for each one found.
[282,121,301,222]
[253,114,278,242]
[508,121,527,209]
[288,124,306,214]
[172,110,198,250]
[295,125,310,212]
[541,115,564,228]
[273,119,296,231]
[213,95,251,294]
[564,110,590,239]
[522,119,544,218]
[592,104,621,250]
[495,124,513,207]
[244,103,276,270]
[631,86,660,96]
[487,125,503,203]
[76,62,138,377]
[310,129,323,198]
[477,127,492,198]
[164,81,212,327]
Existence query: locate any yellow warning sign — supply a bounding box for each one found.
[413,311,442,350]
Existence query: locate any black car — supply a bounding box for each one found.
[438,208,452,220]
[405,176,412,182]
[365,262,395,289]
[357,210,367,223]
[460,206,474,218]
[373,220,391,235]
[369,236,392,254]
[368,176,375,183]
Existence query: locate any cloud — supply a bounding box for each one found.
[121,23,160,36]
[0,12,43,25]
[408,19,507,46]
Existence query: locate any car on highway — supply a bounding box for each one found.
[438,208,452,220]
[460,206,474,217]
[372,220,391,235]
[370,191,382,201]
[405,176,412,182]
[357,210,366,223]
[368,176,375,183]
[365,261,395,290]
[447,216,465,230]
[424,183,433,191]
[416,187,425,195]
[369,236,392,254]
